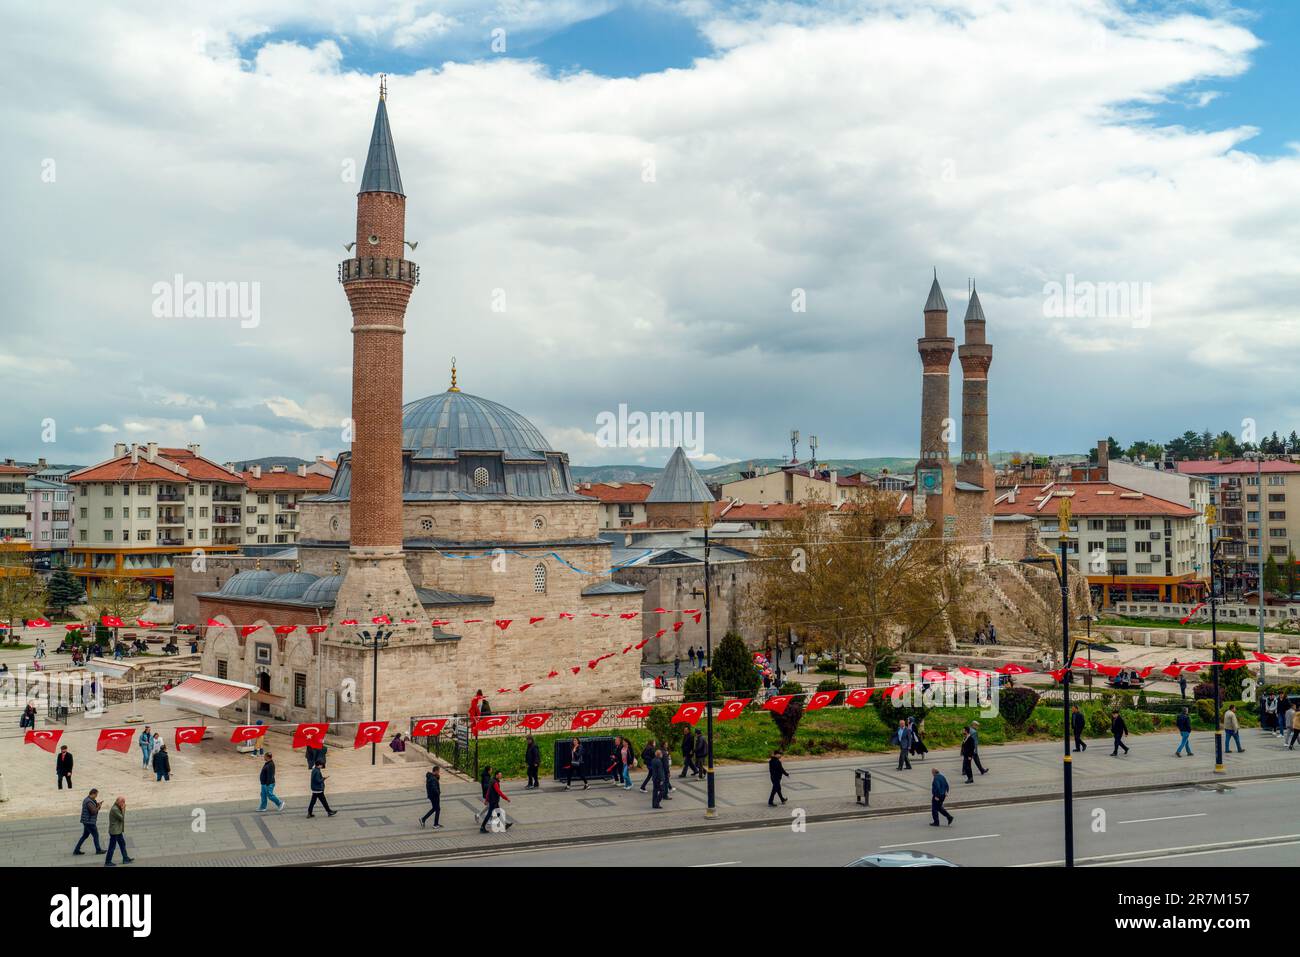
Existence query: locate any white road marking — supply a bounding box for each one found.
[879,834,999,848]
[690,861,740,867]
[1018,833,1300,867]
[1094,840,1300,865]
[1116,812,1207,825]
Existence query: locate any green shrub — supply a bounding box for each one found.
[1195,699,1216,723]
[1193,682,1222,703]
[815,679,845,705]
[643,705,677,750]
[713,632,760,697]
[998,686,1040,728]
[681,671,717,703]
[1088,708,1112,736]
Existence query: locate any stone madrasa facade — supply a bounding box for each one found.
[195,87,645,727]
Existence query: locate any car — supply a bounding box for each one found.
[845,850,958,867]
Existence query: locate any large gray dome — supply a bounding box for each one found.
[219,570,275,597]
[261,572,319,601]
[401,390,555,461]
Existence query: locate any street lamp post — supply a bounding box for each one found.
[1207,505,1224,773]
[702,506,716,818]
[1057,499,1074,868]
[359,625,392,767]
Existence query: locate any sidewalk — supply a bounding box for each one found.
[3,726,1295,867]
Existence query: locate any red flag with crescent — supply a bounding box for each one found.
[1254,651,1280,663]
[431,619,451,627]
[307,625,328,634]
[805,690,838,711]
[354,721,388,748]
[65,623,84,631]
[26,618,51,628]
[530,617,545,625]
[571,709,604,730]
[671,702,704,725]
[1096,664,1121,678]
[292,723,329,749]
[619,705,653,719]
[672,622,684,632]
[1071,658,1099,671]
[25,729,62,752]
[371,615,391,625]
[274,625,297,635]
[175,624,196,632]
[635,639,649,649]
[97,728,134,752]
[921,669,951,682]
[339,619,358,626]
[101,615,124,628]
[619,612,639,620]
[230,725,268,744]
[889,683,914,700]
[472,715,510,735]
[559,613,574,620]
[995,663,1033,675]
[846,688,874,708]
[653,607,668,613]
[763,695,794,715]
[691,612,702,624]
[174,727,205,749]
[136,619,156,628]
[206,618,223,627]
[495,619,512,631]
[518,683,533,692]
[1049,668,1070,681]
[239,625,261,637]
[717,698,751,721]
[519,713,552,730]
[412,718,447,737]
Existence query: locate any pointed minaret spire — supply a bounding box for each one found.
[360,80,404,196]
[924,270,947,312]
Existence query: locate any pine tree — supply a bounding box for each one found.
[1264,554,1282,594]
[47,567,84,613]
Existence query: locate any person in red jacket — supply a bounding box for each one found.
[480,770,512,833]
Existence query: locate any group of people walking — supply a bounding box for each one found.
[72,789,133,866]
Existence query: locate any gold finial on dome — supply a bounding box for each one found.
[449,356,460,392]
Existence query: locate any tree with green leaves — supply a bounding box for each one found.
[1218,638,1247,702]
[87,578,149,628]
[1264,554,1282,595]
[47,566,84,613]
[712,631,759,697]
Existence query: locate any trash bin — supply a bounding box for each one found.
[553,735,618,783]
[854,768,871,806]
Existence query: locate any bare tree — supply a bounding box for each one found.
[0,554,49,645]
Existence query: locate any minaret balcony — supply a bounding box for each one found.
[338,258,420,285]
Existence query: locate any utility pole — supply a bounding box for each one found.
[1058,497,1074,868]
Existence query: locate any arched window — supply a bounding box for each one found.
[533,562,547,594]
[473,467,489,489]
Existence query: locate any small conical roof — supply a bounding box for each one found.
[646,447,714,504]
[924,270,947,312]
[360,96,404,196]
[964,286,986,323]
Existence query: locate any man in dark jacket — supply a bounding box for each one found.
[307,761,336,817]
[930,768,953,826]
[1071,705,1087,752]
[56,745,74,789]
[679,729,696,777]
[959,727,975,783]
[420,766,442,828]
[73,789,104,855]
[639,740,657,791]
[524,736,541,790]
[1175,707,1193,756]
[767,750,789,805]
[481,770,511,833]
[258,752,284,811]
[650,749,667,808]
[1110,710,1130,755]
[693,730,708,779]
[151,744,171,782]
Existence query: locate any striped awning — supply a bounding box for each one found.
[160,675,256,719]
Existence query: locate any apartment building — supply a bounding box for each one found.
[576,482,654,528]
[25,476,74,563]
[1108,459,1211,576]
[238,465,332,549]
[67,443,243,598]
[720,464,872,506]
[994,481,1204,607]
[0,462,32,568]
[1176,460,1300,573]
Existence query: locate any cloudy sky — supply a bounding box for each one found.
[2,0,1298,469]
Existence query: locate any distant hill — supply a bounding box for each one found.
[571,451,1023,485]
[228,456,313,472]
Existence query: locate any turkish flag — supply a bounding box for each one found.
[653,607,668,614]
[174,727,206,749]
[1182,662,1206,673]
[400,619,418,624]
[64,623,84,631]
[1071,658,1099,671]
[683,608,699,616]
[1224,659,1250,670]
[1180,602,1206,624]
[206,618,224,627]
[672,702,704,725]
[175,624,196,632]
[496,688,510,695]
[431,619,451,627]
[1254,651,1280,663]
[805,690,838,711]
[763,695,794,715]
[230,725,268,744]
[518,683,533,692]
[622,645,633,654]
[472,715,510,735]
[97,728,134,752]
[136,619,156,628]
[339,619,358,626]
[101,616,124,628]
[619,613,639,620]
[463,619,483,624]
[411,718,447,737]
[529,617,545,625]
[570,666,581,675]
[307,625,328,634]
[274,625,297,635]
[354,721,388,748]
[635,639,649,649]
[559,613,574,620]
[921,669,951,682]
[571,709,604,730]
[518,713,552,730]
[957,667,989,678]
[547,670,560,678]
[690,613,702,624]
[619,705,653,719]
[717,698,751,721]
[672,622,684,632]
[495,619,512,631]
[26,618,51,628]
[292,723,329,749]
[1049,668,1070,681]
[995,664,1033,675]
[371,615,391,625]
[846,688,874,708]
[591,613,610,619]
[1136,666,1155,678]
[239,625,261,637]
[889,683,914,700]
[25,729,62,752]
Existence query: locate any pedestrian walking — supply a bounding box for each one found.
[607,736,625,785]
[639,739,657,791]
[564,738,589,790]
[968,720,989,775]
[138,726,153,769]
[960,726,975,782]
[307,760,336,817]
[1110,710,1130,755]
[420,766,442,828]
[56,745,74,789]
[620,737,635,789]
[1071,705,1087,752]
[480,770,511,832]
[673,655,681,678]
[258,753,285,811]
[909,716,928,760]
[525,735,541,789]
[693,728,708,778]
[767,750,789,805]
[1174,707,1193,756]
[73,789,104,856]
[1280,693,1292,738]
[795,652,805,675]
[151,744,171,782]
[930,768,954,826]
[650,749,667,809]
[679,728,697,777]
[1289,707,1300,750]
[1263,692,1277,733]
[659,741,673,798]
[1224,705,1243,753]
[895,719,913,770]
[104,796,133,866]
[687,646,696,670]
[1178,673,1187,700]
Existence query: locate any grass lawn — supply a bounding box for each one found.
[1102,614,1293,636]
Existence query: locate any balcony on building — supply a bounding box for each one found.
[157,487,184,502]
[212,486,242,503]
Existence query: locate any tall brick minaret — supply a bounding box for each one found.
[914,272,957,531]
[330,79,425,656]
[957,283,994,524]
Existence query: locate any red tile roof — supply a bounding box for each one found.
[241,470,333,492]
[0,464,33,476]
[577,482,654,504]
[70,447,240,485]
[1175,459,1300,475]
[994,482,1196,518]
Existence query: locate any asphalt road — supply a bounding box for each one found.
[391,778,1300,867]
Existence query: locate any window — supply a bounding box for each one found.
[137,507,151,519]
[1087,519,1104,531]
[103,530,113,542]
[419,516,433,531]
[199,485,209,496]
[199,507,208,518]
[104,485,113,496]
[1106,518,1126,532]
[103,507,113,519]
[294,673,307,708]
[1108,561,1128,575]
[216,659,228,679]
[1106,538,1127,552]
[1134,541,1151,553]
[532,515,545,530]
[79,530,87,541]
[1134,519,1151,530]
[136,529,151,541]
[137,484,151,495]
[473,467,489,489]
[1269,511,1286,521]
[1087,541,1104,555]
[199,529,208,540]
[80,507,87,519]
[533,562,547,593]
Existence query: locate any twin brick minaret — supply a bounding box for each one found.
[330,83,426,655]
[914,273,994,538]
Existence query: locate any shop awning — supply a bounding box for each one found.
[160,675,257,719]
